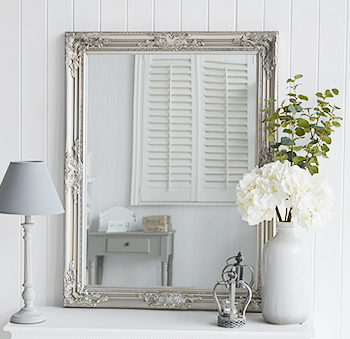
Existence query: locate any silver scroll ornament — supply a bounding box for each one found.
[232,32,277,79]
[64,261,108,307]
[137,32,205,51]
[65,139,83,204]
[65,32,111,78]
[139,291,202,309]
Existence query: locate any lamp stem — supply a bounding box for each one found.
[10,215,46,324]
[22,215,35,310]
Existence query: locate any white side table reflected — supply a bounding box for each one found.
[88,230,175,286]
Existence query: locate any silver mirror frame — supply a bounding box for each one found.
[64,31,278,310]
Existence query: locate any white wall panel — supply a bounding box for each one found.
[128,0,153,31]
[74,0,100,31]
[101,0,126,31]
[314,0,346,338]
[182,0,207,31]
[289,0,319,319]
[208,0,235,31]
[21,0,48,308]
[154,0,180,31]
[46,0,72,306]
[264,0,291,99]
[236,0,263,31]
[290,0,319,101]
[341,2,350,335]
[0,3,21,336]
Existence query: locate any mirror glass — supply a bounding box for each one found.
[86,53,256,288]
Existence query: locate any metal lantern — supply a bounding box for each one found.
[213,253,253,328]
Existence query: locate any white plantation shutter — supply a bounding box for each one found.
[133,55,196,203]
[197,55,257,202]
[131,54,256,205]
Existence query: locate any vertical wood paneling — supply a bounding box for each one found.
[0,0,21,332]
[314,1,346,338]
[21,0,47,307]
[341,1,350,335]
[208,0,235,31]
[154,0,180,31]
[264,0,291,100]
[290,0,318,101]
[46,0,72,306]
[128,0,153,31]
[74,0,100,31]
[21,0,46,161]
[182,0,207,31]
[101,0,126,31]
[236,0,263,31]
[290,0,319,318]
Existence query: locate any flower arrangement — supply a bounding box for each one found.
[235,161,333,229]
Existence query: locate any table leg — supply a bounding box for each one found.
[89,260,96,285]
[168,254,173,286]
[96,256,104,285]
[161,261,168,286]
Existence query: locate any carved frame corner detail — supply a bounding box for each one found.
[65,32,111,78]
[64,261,108,307]
[232,31,278,79]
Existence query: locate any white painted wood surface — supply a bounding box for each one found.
[3,307,315,339]
[0,0,349,338]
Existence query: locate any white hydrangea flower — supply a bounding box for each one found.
[235,161,334,229]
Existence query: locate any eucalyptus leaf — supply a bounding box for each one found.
[281,137,295,146]
[322,135,331,144]
[293,156,305,164]
[325,89,333,97]
[298,94,308,101]
[321,144,330,152]
[288,104,297,113]
[295,127,305,136]
[308,165,318,175]
[297,118,310,128]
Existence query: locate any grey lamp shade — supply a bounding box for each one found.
[0,161,64,215]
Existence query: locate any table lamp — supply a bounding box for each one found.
[0,161,64,324]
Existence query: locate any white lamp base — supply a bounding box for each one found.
[11,307,46,324]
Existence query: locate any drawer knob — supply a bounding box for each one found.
[124,242,130,247]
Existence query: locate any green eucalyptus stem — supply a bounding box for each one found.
[287,208,293,222]
[262,74,342,175]
[275,206,282,222]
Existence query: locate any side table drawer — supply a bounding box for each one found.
[106,237,151,253]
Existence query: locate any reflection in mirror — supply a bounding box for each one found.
[86,53,256,289]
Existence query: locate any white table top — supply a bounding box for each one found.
[4,306,315,339]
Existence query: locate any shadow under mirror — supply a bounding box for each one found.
[85,53,257,289]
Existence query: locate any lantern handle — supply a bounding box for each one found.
[212,282,224,315]
[238,280,252,318]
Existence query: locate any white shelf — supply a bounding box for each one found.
[3,306,314,339]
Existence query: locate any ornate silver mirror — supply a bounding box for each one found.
[64,31,278,310]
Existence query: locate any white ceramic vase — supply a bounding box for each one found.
[262,221,311,325]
